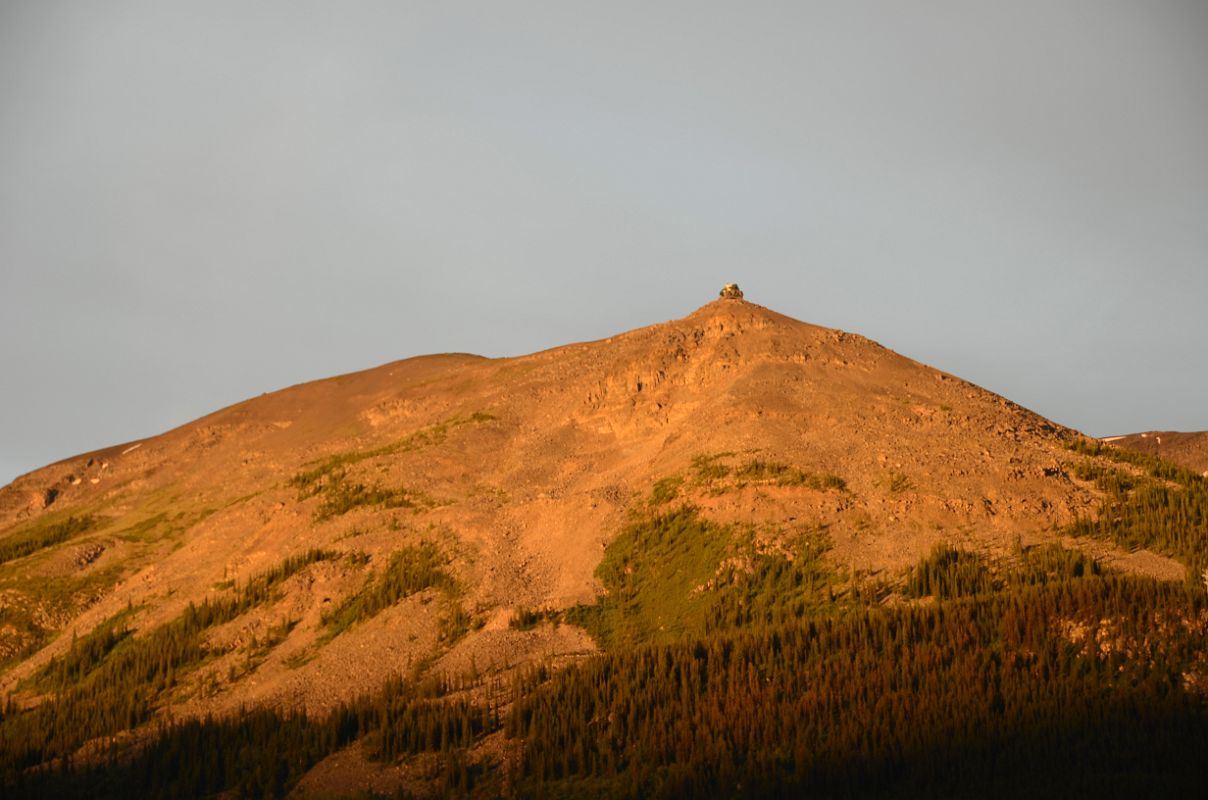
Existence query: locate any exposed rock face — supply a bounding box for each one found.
[719,283,744,299]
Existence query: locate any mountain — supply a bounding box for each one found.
[2,292,1206,798]
[1103,430,1208,475]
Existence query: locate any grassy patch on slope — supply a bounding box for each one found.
[566,508,850,649]
[0,515,96,566]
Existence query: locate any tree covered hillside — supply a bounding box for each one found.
[3,439,1208,798]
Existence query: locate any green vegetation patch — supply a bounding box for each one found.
[0,549,338,778]
[289,413,496,497]
[690,453,734,482]
[7,670,504,799]
[29,606,137,693]
[312,474,435,521]
[0,563,126,671]
[0,515,96,566]
[510,608,561,631]
[322,542,456,639]
[566,508,849,649]
[904,542,1106,600]
[286,415,496,521]
[705,529,849,633]
[113,508,216,545]
[684,453,847,497]
[1066,438,1208,579]
[649,475,683,506]
[566,509,733,648]
[735,460,847,491]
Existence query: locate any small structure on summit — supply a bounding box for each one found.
[719,283,744,300]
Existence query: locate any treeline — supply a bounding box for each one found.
[903,541,1104,600]
[1067,439,1208,577]
[4,671,504,799]
[1067,437,1206,486]
[0,549,338,780]
[507,576,1208,798]
[7,575,1208,798]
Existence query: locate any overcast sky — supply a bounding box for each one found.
[2,1,1207,485]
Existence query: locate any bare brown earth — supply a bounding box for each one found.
[1103,430,1208,475]
[0,296,1185,793]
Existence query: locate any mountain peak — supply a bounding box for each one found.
[676,292,816,342]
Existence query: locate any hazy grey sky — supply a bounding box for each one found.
[2,1,1207,485]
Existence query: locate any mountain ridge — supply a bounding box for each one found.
[1104,430,1208,474]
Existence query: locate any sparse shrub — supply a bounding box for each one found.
[650,476,683,505]
[691,453,734,482]
[312,471,434,521]
[737,460,847,491]
[438,606,472,643]
[888,472,913,493]
[510,608,560,631]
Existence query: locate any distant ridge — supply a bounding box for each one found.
[1103,430,1208,474]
